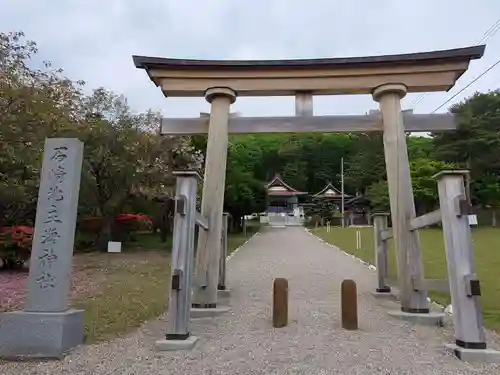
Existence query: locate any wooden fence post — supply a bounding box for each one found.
[435,170,500,361]
[372,213,391,294]
[156,170,199,351]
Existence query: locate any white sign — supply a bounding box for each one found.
[468,215,478,226]
[108,241,122,253]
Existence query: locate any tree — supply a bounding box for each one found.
[224,143,267,231]
[344,133,385,194]
[365,180,390,212]
[0,31,84,228]
[75,88,196,249]
[473,173,500,226]
[410,158,456,215]
[432,91,500,200]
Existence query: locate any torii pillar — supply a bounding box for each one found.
[192,87,236,310]
[373,84,441,324]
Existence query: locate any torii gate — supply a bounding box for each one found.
[133,45,485,320]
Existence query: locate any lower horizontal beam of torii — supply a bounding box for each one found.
[160,113,456,135]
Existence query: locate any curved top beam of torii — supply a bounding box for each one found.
[133,45,485,97]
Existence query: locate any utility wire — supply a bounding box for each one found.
[431,60,500,113]
[432,56,500,113]
[411,17,500,108]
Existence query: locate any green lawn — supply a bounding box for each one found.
[74,229,257,343]
[314,226,500,331]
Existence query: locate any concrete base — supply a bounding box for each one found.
[445,343,500,363]
[388,310,445,326]
[0,309,84,359]
[155,335,199,351]
[190,307,230,319]
[217,289,231,299]
[371,291,398,301]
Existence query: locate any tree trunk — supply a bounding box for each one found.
[96,217,114,252]
[231,214,243,233]
[492,209,497,227]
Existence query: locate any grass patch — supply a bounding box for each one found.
[73,252,170,343]
[74,228,258,343]
[314,226,500,331]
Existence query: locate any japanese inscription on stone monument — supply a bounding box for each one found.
[36,146,67,289]
[25,138,83,312]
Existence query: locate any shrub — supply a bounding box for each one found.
[0,226,33,270]
[114,214,153,242]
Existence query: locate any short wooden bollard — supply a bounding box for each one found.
[341,279,358,330]
[273,278,288,328]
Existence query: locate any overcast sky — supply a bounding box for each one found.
[2,1,500,118]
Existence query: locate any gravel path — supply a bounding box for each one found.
[2,227,500,374]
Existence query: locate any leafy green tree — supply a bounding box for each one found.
[75,88,195,249]
[0,31,84,228]
[224,143,267,231]
[410,159,456,214]
[473,173,500,226]
[432,91,500,192]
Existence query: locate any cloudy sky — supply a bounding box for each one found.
[2,0,500,118]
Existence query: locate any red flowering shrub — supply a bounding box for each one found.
[115,214,152,233]
[113,214,153,243]
[0,226,34,270]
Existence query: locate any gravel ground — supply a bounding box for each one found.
[2,226,500,375]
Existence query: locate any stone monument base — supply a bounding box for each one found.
[0,309,84,359]
[445,343,500,363]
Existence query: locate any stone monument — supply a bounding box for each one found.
[0,138,84,359]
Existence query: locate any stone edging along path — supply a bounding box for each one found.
[304,228,449,313]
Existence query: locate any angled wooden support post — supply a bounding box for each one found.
[372,213,392,295]
[436,170,500,362]
[218,213,229,291]
[156,170,199,351]
[192,87,235,314]
[373,84,436,321]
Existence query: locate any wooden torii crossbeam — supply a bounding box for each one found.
[160,113,456,135]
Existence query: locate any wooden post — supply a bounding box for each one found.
[295,92,313,116]
[373,213,391,293]
[273,278,288,328]
[373,84,429,314]
[341,279,358,330]
[165,171,198,340]
[192,87,236,308]
[435,170,486,349]
[218,213,229,291]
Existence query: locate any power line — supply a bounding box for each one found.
[475,19,500,45]
[412,17,500,108]
[432,56,500,113]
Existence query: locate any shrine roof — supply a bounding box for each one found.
[266,174,307,196]
[313,182,351,199]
